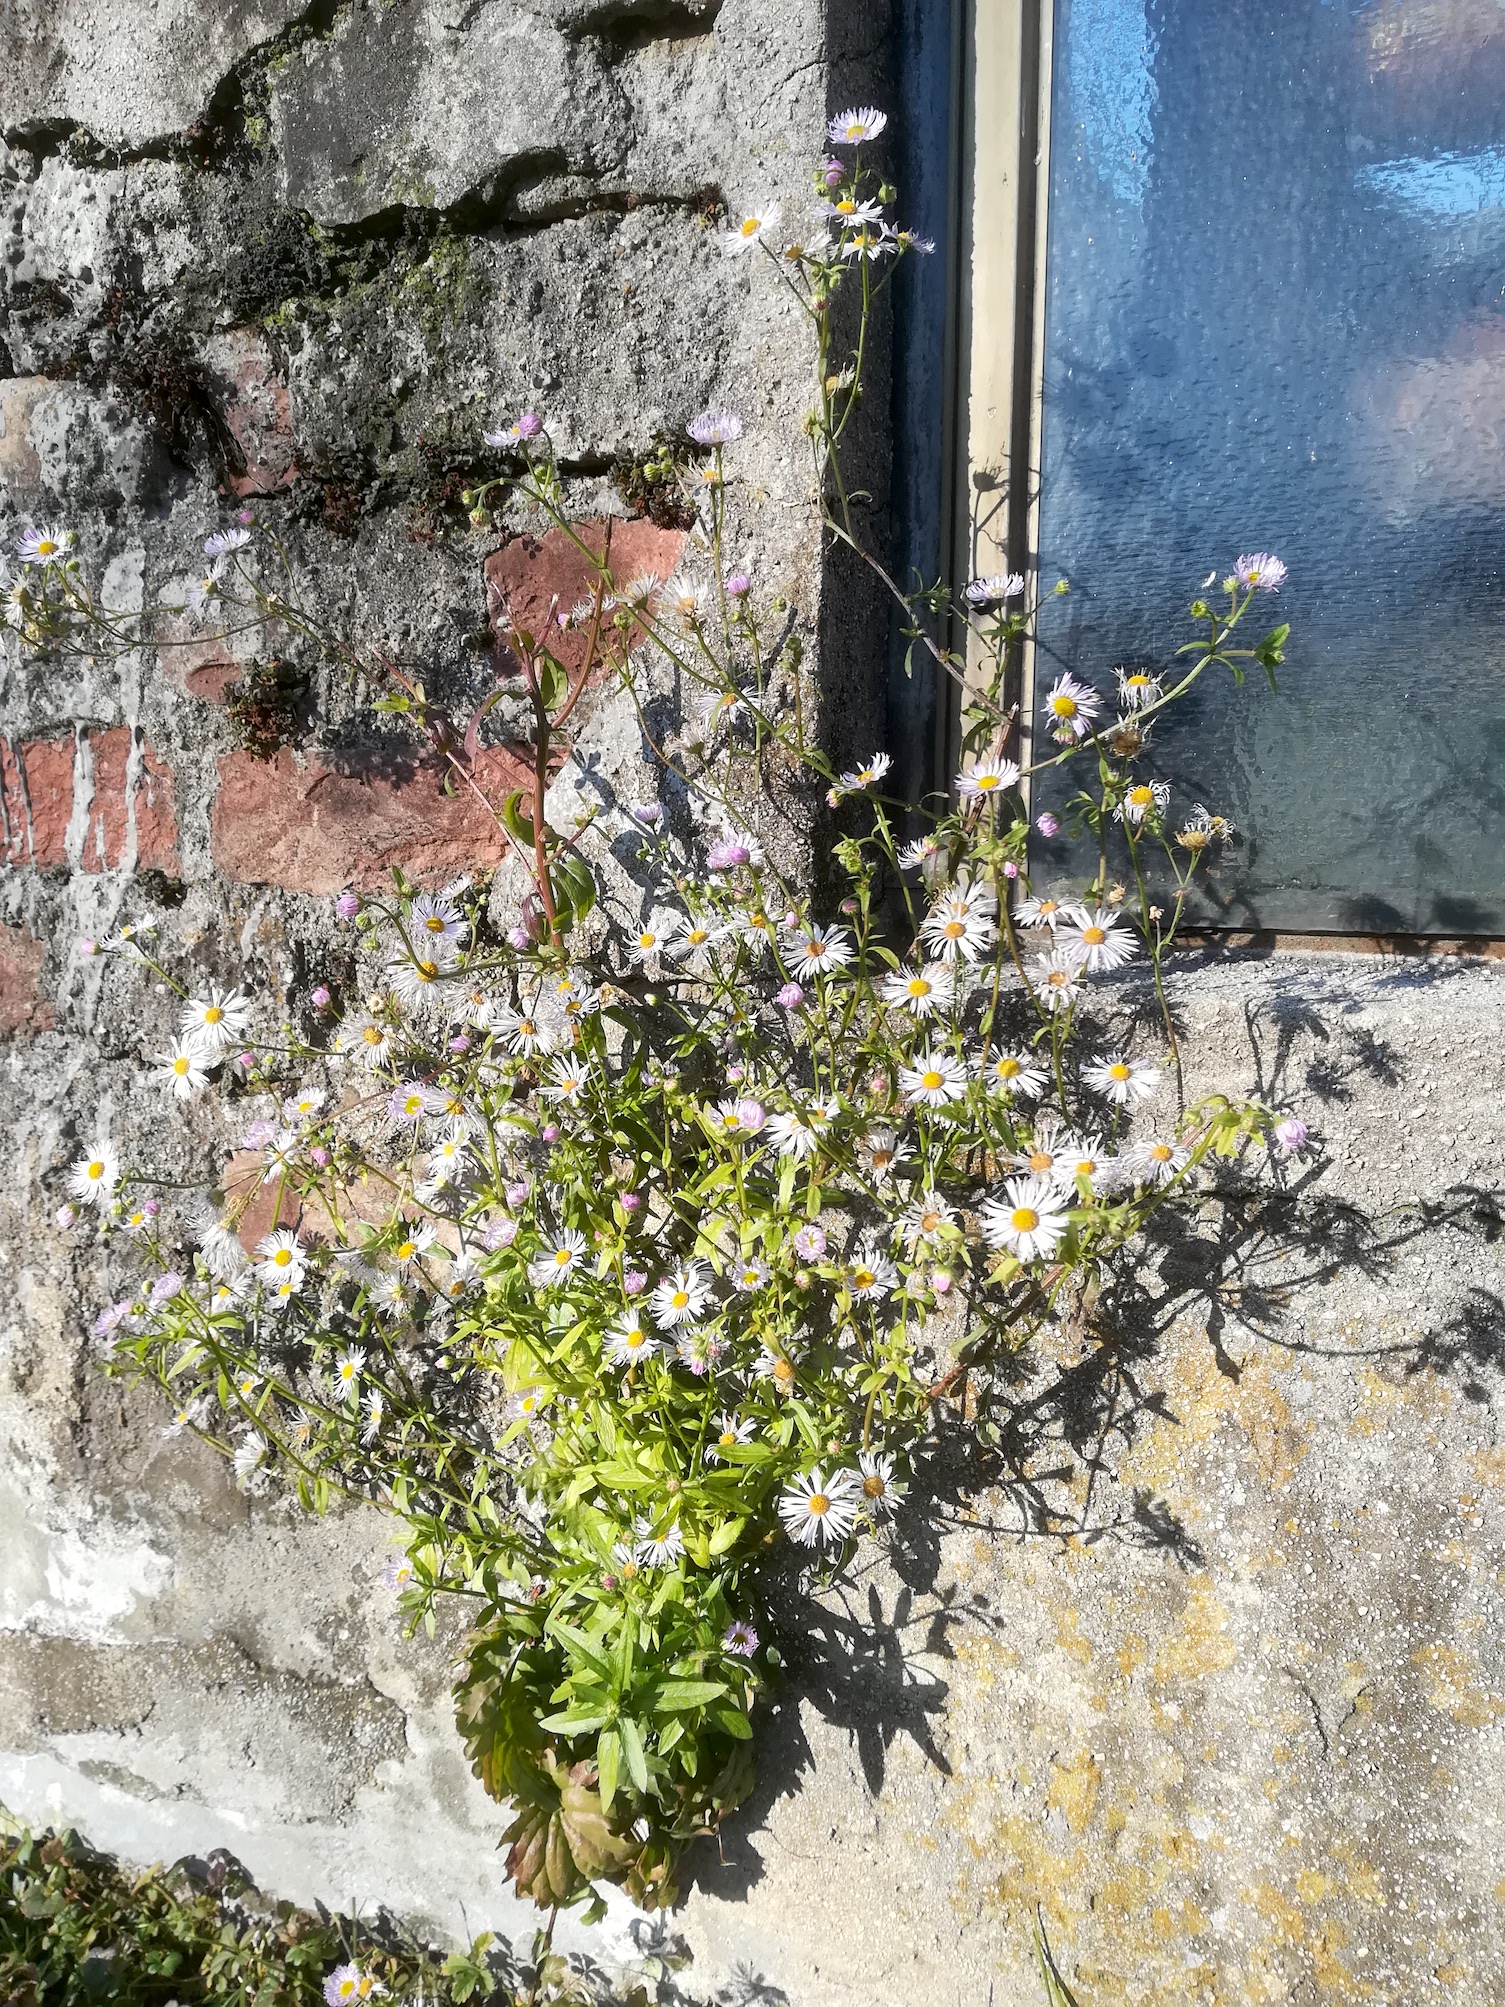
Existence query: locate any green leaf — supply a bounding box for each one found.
[653,1679,728,1711]
[619,1715,649,1793]
[708,1516,746,1555]
[548,1621,615,1686]
[537,1708,611,1735]
[539,655,570,713]
[596,1727,621,1812]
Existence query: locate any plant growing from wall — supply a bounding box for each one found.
[9,113,1302,1922]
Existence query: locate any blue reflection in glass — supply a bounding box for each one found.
[1034,0,1505,934]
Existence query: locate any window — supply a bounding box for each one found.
[932,0,1505,935]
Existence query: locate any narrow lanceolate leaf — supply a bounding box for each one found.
[618,1715,649,1793]
[652,1680,728,1711]
[548,1621,615,1685]
[596,1726,621,1811]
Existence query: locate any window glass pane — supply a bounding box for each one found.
[1033,0,1505,933]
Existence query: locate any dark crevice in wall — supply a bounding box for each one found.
[566,0,723,45]
[301,168,720,250]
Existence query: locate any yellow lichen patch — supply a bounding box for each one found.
[1412,1642,1505,1727]
[1120,1331,1309,1495]
[1295,1868,1333,1904]
[1249,1881,1307,1945]
[1055,1607,1095,1664]
[1153,1575,1238,1683]
[1469,1447,1505,1489]
[1046,1750,1101,1836]
[1116,1631,1148,1677]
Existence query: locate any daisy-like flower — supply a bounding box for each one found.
[1115,779,1170,828]
[424,1121,471,1188]
[152,1037,213,1101]
[528,1227,587,1289]
[1065,1134,1114,1193]
[898,1190,957,1248]
[982,1050,1048,1100]
[723,199,782,254]
[651,1260,713,1327]
[1178,804,1236,849]
[898,1049,968,1108]
[382,1555,416,1592]
[1083,1054,1161,1106]
[233,1432,268,1487]
[1234,552,1287,593]
[203,526,252,559]
[767,1103,834,1160]
[819,194,886,226]
[334,1347,367,1392]
[858,1448,906,1521]
[730,1255,770,1293]
[714,1097,766,1140]
[848,1237,898,1299]
[980,1174,1070,1261]
[789,923,854,978]
[723,1618,759,1655]
[371,1273,420,1317]
[828,105,889,145]
[342,1016,395,1070]
[963,572,1025,609]
[604,1310,659,1370]
[840,222,896,260]
[504,1388,548,1424]
[1043,672,1101,741]
[778,1465,860,1548]
[181,986,252,1051]
[756,1346,799,1396]
[388,948,459,1010]
[1124,1137,1191,1188]
[185,1193,249,1279]
[667,914,721,975]
[859,1126,912,1180]
[542,1055,590,1102]
[708,1411,754,1463]
[409,892,468,947]
[1034,952,1084,1014]
[390,1222,437,1265]
[493,1003,557,1056]
[1014,892,1073,929]
[256,1229,306,1286]
[897,833,944,872]
[441,1253,480,1301]
[388,1080,430,1124]
[1007,1116,1075,1190]
[18,522,73,564]
[634,1516,685,1569]
[1117,667,1162,709]
[1061,908,1139,973]
[628,920,672,964]
[184,561,225,616]
[69,1144,120,1206]
[1105,715,1153,760]
[920,877,998,962]
[323,1965,387,2005]
[956,756,1021,801]
[880,963,955,1018]
[687,410,743,447]
[283,1086,326,1123]
[836,750,893,793]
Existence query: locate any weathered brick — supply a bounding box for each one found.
[202,329,296,498]
[484,518,686,674]
[0,730,180,873]
[0,925,53,1037]
[210,744,540,895]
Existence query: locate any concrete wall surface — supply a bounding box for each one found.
[2,3,1504,2003]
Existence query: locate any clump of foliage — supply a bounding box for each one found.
[8,109,1302,1920]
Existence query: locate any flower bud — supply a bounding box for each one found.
[1035,812,1060,837]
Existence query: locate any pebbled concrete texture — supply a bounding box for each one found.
[3,3,1504,2003]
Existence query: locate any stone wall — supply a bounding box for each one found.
[3,4,1505,2003]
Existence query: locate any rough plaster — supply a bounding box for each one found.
[2,3,1503,2002]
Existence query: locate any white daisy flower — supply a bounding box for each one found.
[1114,779,1170,828]
[666,914,721,975]
[778,1465,860,1548]
[409,892,468,947]
[629,920,672,964]
[255,1229,306,1286]
[1014,893,1073,929]
[634,1516,684,1569]
[493,1004,558,1056]
[651,1260,713,1327]
[707,1411,754,1463]
[424,1122,471,1187]
[1082,1054,1161,1106]
[342,1016,395,1069]
[756,1347,799,1396]
[837,751,893,792]
[1124,1137,1191,1188]
[542,1055,590,1102]
[185,1193,249,1279]
[604,1311,659,1370]
[372,1273,421,1316]
[848,1238,899,1299]
[897,1190,957,1248]
[687,410,743,446]
[980,1175,1070,1261]
[334,1347,367,1391]
[1034,953,1084,1013]
[361,1388,386,1443]
[203,526,252,559]
[828,106,889,145]
[180,987,252,1051]
[766,1102,835,1159]
[232,1432,267,1486]
[723,199,782,255]
[981,1051,1048,1100]
[879,964,954,1018]
[920,876,998,961]
[388,1081,430,1125]
[898,1049,968,1108]
[1117,667,1162,709]
[68,1144,121,1206]
[1043,672,1101,741]
[528,1227,588,1289]
[956,757,1021,801]
[1006,1117,1075,1191]
[1061,909,1139,973]
[390,1223,438,1265]
[730,1255,770,1293]
[857,1448,906,1521]
[897,833,945,872]
[387,947,459,1010]
[963,572,1025,609]
[17,522,74,564]
[858,1126,912,1180]
[152,1037,213,1101]
[1064,1134,1114,1193]
[713,1097,766,1140]
[283,1086,326,1122]
[789,923,854,978]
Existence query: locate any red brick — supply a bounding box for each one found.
[484,518,686,674]
[0,731,179,874]
[202,329,296,498]
[210,744,542,895]
[0,925,53,1037]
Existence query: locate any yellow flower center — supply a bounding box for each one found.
[1047,970,1069,987]
[672,1290,690,1310]
[424,915,445,933]
[1076,1159,1096,1176]
[803,941,826,960]
[272,1248,292,1268]
[87,1161,105,1180]
[720,1431,737,1448]
[1011,1206,1040,1232]
[639,934,656,950]
[844,121,865,138]
[1052,694,1077,718]
[808,1492,830,1516]
[173,1056,191,1076]
[1130,786,1153,807]
[1027,1149,1053,1172]
[396,1241,417,1261]
[688,929,709,946]
[996,1060,1020,1079]
[204,1005,223,1024]
[835,197,857,213]
[416,961,438,981]
[774,1358,794,1382]
[942,920,965,939]
[854,1268,876,1290]
[740,215,760,236]
[1082,926,1106,946]
[554,1248,572,1266]
[1109,1063,1131,1080]
[920,1210,942,1233]
[863,1474,886,1499]
[921,1070,943,1091]
[362,1026,383,1045]
[1151,1143,1174,1162]
[907,979,930,998]
[38,539,57,556]
[627,1330,645,1348]
[976,773,999,790]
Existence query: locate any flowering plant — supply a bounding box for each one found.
[24,116,1301,1918]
